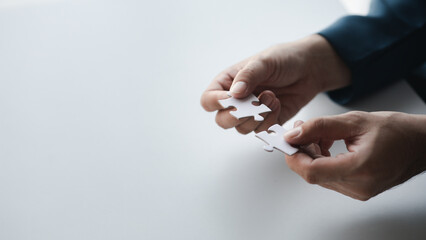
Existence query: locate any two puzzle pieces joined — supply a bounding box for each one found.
[219,93,298,155]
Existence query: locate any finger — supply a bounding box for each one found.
[298,143,323,158]
[201,67,241,112]
[201,90,231,112]
[206,68,240,92]
[319,139,334,156]
[285,151,356,184]
[235,119,261,134]
[293,120,333,156]
[294,120,304,128]
[292,120,332,156]
[285,152,315,182]
[284,114,364,146]
[215,108,250,129]
[229,59,270,98]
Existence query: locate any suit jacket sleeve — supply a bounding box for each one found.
[318,0,426,104]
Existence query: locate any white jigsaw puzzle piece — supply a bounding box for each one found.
[255,124,299,155]
[218,94,271,121]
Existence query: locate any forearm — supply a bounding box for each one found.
[302,34,351,92]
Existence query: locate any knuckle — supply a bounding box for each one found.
[240,59,263,76]
[256,56,270,66]
[312,118,326,131]
[345,111,367,123]
[285,157,297,172]
[347,110,365,116]
[356,191,374,201]
[303,169,318,184]
[240,65,256,77]
[357,196,372,202]
[356,185,378,201]
[380,112,403,128]
[342,111,368,135]
[215,114,232,129]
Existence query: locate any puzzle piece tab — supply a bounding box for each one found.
[218,94,271,121]
[255,124,299,155]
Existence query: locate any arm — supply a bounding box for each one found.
[319,0,426,104]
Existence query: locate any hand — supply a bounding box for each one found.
[200,34,350,134]
[284,111,426,201]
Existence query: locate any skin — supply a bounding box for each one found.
[284,112,426,201]
[200,34,350,134]
[200,34,426,200]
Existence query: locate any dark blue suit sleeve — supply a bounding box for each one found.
[318,0,426,104]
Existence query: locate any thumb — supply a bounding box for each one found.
[229,59,269,98]
[284,115,361,145]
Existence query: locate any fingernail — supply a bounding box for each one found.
[230,82,247,95]
[284,127,302,139]
[294,120,303,127]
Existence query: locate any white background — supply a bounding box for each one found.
[1,0,426,239]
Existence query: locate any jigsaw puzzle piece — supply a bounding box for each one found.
[255,124,299,155]
[263,145,274,152]
[229,103,270,121]
[218,94,271,122]
[256,131,275,152]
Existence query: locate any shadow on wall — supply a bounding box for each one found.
[325,208,426,240]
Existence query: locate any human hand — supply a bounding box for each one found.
[284,111,426,201]
[200,34,350,134]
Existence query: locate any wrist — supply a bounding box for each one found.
[397,113,426,173]
[299,34,351,92]
[411,114,426,170]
